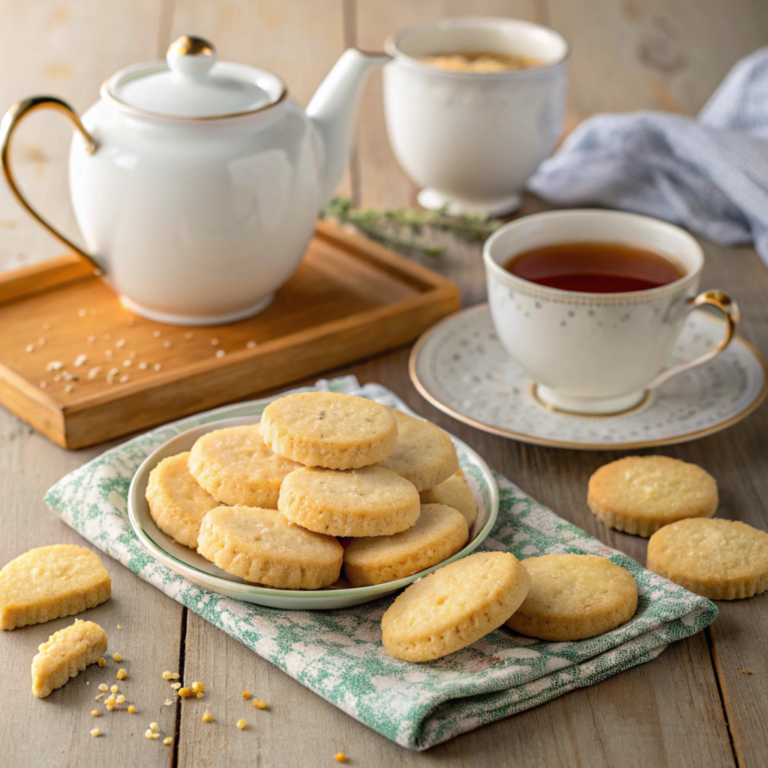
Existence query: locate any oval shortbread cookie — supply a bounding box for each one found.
[197,506,343,590]
[381,551,530,662]
[588,456,718,537]
[146,452,219,548]
[278,466,420,538]
[0,545,111,631]
[32,619,108,698]
[420,470,477,528]
[377,410,459,492]
[260,392,398,470]
[505,554,638,641]
[189,425,302,509]
[647,518,768,600]
[344,504,469,586]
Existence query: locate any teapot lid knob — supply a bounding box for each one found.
[167,35,217,78]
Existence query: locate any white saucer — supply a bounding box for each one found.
[128,411,498,610]
[410,304,767,450]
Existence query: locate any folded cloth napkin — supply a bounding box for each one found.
[528,48,768,265]
[45,376,717,750]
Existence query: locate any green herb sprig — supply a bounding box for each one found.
[321,196,502,257]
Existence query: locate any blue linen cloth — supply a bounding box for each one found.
[527,48,768,265]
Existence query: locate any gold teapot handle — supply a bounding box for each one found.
[648,290,740,390]
[0,96,101,272]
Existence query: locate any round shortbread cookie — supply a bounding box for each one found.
[376,410,459,492]
[647,518,768,600]
[588,456,718,537]
[146,452,219,548]
[278,466,420,537]
[189,425,301,509]
[197,506,343,590]
[344,504,469,586]
[505,554,638,641]
[381,551,530,662]
[420,470,477,529]
[260,392,398,470]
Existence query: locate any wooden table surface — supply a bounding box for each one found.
[2,1,768,766]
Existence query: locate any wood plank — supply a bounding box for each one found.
[0,4,183,767]
[168,0,353,198]
[0,0,171,273]
[546,0,768,120]
[681,241,768,768]
[536,2,768,762]
[0,408,182,768]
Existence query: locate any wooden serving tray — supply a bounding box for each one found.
[0,221,459,449]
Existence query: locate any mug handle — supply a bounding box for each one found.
[647,290,740,390]
[0,96,102,272]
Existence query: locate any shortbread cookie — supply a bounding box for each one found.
[344,504,469,586]
[261,392,398,469]
[197,506,343,590]
[0,545,111,631]
[420,470,477,528]
[381,551,530,661]
[278,466,420,537]
[32,619,108,697]
[377,410,459,492]
[588,456,718,537]
[189,425,302,508]
[647,518,768,600]
[146,452,219,548]
[505,554,638,641]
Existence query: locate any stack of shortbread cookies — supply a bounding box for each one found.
[146,392,477,593]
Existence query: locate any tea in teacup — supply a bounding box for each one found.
[484,210,739,414]
[418,51,542,73]
[503,242,684,293]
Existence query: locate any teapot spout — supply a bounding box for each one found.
[307,49,390,209]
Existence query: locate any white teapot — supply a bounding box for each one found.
[0,36,389,324]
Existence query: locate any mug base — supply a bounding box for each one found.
[534,385,649,416]
[118,293,275,327]
[417,188,523,217]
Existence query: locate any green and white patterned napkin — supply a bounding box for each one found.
[45,376,717,750]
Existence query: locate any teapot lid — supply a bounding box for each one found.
[103,36,287,119]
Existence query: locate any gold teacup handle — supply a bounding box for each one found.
[0,96,101,272]
[648,290,740,390]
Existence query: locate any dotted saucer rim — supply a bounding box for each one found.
[409,303,768,451]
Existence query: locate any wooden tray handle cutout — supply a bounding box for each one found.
[0,96,102,273]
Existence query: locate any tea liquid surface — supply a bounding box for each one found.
[504,242,684,293]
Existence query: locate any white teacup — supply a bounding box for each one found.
[484,210,740,415]
[383,17,568,216]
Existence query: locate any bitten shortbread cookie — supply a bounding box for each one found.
[377,410,459,492]
[146,452,219,548]
[260,392,398,470]
[189,425,302,509]
[588,456,718,537]
[344,504,469,587]
[647,518,768,600]
[278,466,420,537]
[197,506,343,590]
[0,545,111,631]
[420,470,477,528]
[505,554,638,641]
[381,551,530,662]
[32,619,108,698]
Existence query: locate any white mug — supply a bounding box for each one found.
[484,210,740,415]
[383,17,568,217]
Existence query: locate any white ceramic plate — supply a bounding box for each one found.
[410,304,768,450]
[128,413,499,610]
